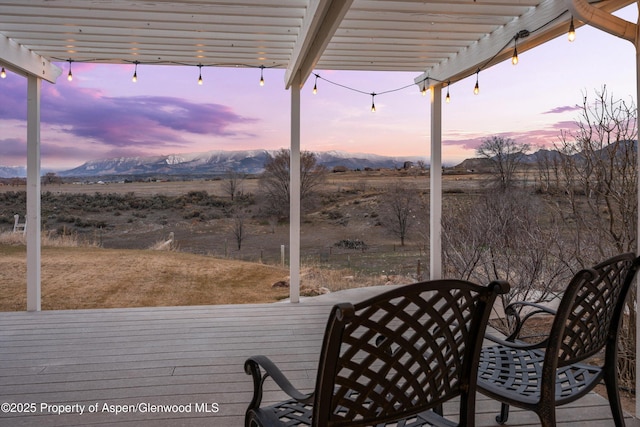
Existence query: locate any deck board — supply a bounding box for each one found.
[0,286,638,426]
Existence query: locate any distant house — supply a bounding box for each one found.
[332,165,348,173]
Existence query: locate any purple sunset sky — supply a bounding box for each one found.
[0,6,637,170]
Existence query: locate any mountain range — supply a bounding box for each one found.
[0,166,27,179]
[0,150,428,179]
[54,150,428,178]
[2,142,633,179]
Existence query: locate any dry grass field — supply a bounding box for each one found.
[0,170,495,311]
[0,244,294,311]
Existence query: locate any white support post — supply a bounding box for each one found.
[289,76,301,303]
[430,84,443,280]
[26,75,41,312]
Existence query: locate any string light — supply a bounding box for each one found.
[512,30,529,66]
[568,17,576,42]
[1,67,6,79]
[67,59,73,81]
[132,61,138,82]
[53,11,570,110]
[473,71,479,95]
[421,79,428,96]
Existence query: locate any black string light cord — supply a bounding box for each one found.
[48,10,572,108]
[313,8,570,105]
[54,58,283,85]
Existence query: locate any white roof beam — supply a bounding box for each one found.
[414,0,634,87]
[567,0,636,44]
[0,33,61,82]
[285,0,354,89]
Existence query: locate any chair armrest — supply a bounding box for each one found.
[484,331,548,350]
[501,300,556,342]
[244,355,313,410]
[506,300,557,317]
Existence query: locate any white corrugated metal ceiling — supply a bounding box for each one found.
[0,0,635,87]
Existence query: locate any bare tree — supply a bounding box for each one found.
[552,87,638,389]
[222,169,245,201]
[534,149,563,194]
[42,172,63,186]
[476,136,530,190]
[230,209,249,251]
[381,181,422,246]
[555,87,637,261]
[442,189,574,316]
[258,149,328,218]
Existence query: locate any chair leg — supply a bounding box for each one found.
[538,405,557,427]
[434,403,443,416]
[496,403,509,424]
[605,377,626,427]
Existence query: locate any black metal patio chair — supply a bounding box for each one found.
[477,252,640,427]
[244,279,510,427]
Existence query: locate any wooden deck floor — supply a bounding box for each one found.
[0,286,638,427]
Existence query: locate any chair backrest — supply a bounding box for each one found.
[311,279,510,427]
[548,253,639,368]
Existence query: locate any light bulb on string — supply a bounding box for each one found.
[445,83,451,103]
[473,71,480,95]
[370,93,376,112]
[1,67,6,79]
[313,74,318,94]
[512,30,528,65]
[197,64,203,85]
[259,65,265,86]
[67,60,73,81]
[421,79,429,96]
[132,61,138,83]
[568,17,576,42]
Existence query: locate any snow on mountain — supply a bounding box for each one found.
[58,149,427,178]
[0,166,27,178]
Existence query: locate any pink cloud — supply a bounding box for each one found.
[443,120,582,153]
[0,75,261,167]
[0,76,258,150]
[543,105,581,114]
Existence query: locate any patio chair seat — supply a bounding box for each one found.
[478,345,601,405]
[251,389,459,427]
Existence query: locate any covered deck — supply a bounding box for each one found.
[0,287,635,427]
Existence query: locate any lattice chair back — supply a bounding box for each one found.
[548,252,637,368]
[312,279,509,426]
